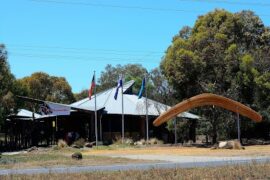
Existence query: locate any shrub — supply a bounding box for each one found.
[57,139,67,149]
[113,137,134,145]
[124,138,134,145]
[149,138,164,145]
[111,137,135,148]
[134,138,164,146]
[134,139,146,146]
[72,138,85,148]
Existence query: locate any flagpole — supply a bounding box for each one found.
[121,75,125,143]
[94,71,98,146]
[145,75,149,143]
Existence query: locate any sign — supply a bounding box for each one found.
[39,102,71,116]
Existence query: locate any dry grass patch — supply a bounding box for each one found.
[85,145,270,157]
[0,149,154,170]
[1,163,270,180]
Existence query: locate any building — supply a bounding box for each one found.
[4,80,199,150]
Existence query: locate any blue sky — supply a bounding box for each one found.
[1,0,270,93]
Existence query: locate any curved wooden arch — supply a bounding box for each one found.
[153,93,262,127]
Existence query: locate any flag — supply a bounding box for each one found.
[138,77,145,99]
[88,74,95,99]
[114,76,123,100]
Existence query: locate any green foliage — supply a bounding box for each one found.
[255,72,270,122]
[0,44,16,129]
[18,72,75,104]
[161,9,270,142]
[149,67,175,105]
[74,89,88,101]
[167,119,190,142]
[98,64,148,93]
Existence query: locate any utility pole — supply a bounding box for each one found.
[121,75,125,143]
[94,71,98,146]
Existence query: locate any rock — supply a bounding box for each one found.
[84,142,93,148]
[247,139,264,145]
[27,146,38,152]
[72,152,82,160]
[218,141,228,148]
[71,144,80,149]
[210,144,218,150]
[218,140,244,150]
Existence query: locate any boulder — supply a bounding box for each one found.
[27,146,38,152]
[71,152,83,160]
[247,139,264,145]
[71,144,80,149]
[84,142,93,148]
[218,140,244,150]
[218,141,229,148]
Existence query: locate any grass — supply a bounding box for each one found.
[1,145,270,172]
[85,144,270,157]
[92,144,140,150]
[0,148,154,169]
[1,162,270,179]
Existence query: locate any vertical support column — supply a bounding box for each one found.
[237,112,241,142]
[99,114,103,141]
[174,118,177,144]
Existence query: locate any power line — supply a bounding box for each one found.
[9,52,268,66]
[9,52,161,64]
[7,44,165,64]
[7,44,164,54]
[9,48,163,58]
[28,0,270,17]
[179,0,270,7]
[29,0,203,13]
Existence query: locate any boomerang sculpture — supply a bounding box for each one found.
[153,93,262,127]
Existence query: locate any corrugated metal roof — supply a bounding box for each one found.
[70,80,200,119]
[7,109,42,121]
[17,109,42,118]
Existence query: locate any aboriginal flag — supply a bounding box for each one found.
[89,74,95,99]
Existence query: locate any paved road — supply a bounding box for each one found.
[1,156,270,175]
[108,154,269,163]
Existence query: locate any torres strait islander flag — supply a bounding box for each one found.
[88,74,95,99]
[138,77,145,99]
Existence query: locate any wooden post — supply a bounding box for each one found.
[99,114,103,141]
